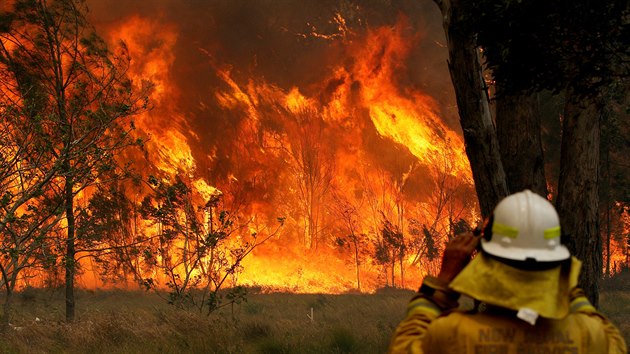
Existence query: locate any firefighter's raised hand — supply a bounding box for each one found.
[437,232,480,282]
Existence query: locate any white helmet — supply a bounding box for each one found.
[481,189,570,262]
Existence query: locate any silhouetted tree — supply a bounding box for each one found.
[284,107,334,250]
[433,0,629,305]
[0,0,150,321]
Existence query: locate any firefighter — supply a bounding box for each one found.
[389,189,627,354]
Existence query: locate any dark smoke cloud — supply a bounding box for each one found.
[87,0,456,193]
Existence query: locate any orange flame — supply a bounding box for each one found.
[7,8,478,293]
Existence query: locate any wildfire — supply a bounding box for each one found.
[606,203,630,275]
[5,3,479,293]
[95,9,474,293]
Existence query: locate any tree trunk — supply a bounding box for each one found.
[496,90,548,196]
[556,88,601,306]
[1,286,13,332]
[64,176,76,322]
[601,126,611,277]
[434,0,508,218]
[399,254,404,288]
[605,200,611,277]
[353,240,361,291]
[391,254,395,287]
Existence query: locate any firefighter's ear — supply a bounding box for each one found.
[482,214,494,241]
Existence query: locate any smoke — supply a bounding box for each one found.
[80,0,472,291]
[87,0,454,168]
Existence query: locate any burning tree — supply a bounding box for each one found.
[406,149,476,276]
[408,219,440,275]
[357,162,412,289]
[0,0,150,321]
[284,107,334,250]
[330,190,368,291]
[375,218,406,288]
[74,181,145,286]
[139,175,284,314]
[414,147,476,247]
[600,92,630,275]
[0,0,499,298]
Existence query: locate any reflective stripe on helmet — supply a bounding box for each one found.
[544,226,561,239]
[481,190,570,262]
[492,223,519,238]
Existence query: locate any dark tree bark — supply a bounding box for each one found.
[556,88,602,306]
[64,175,76,322]
[433,0,509,218]
[601,137,612,278]
[496,90,548,196]
[433,0,612,308]
[1,286,13,332]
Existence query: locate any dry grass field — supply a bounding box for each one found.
[0,273,628,354]
[0,287,411,353]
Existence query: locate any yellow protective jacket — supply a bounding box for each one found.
[388,287,627,354]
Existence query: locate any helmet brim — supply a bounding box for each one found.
[481,239,571,262]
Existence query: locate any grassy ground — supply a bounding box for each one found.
[0,287,412,354]
[0,281,627,354]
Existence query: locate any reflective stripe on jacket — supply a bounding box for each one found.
[389,293,627,354]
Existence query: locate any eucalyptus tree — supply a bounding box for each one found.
[431,0,508,218]
[0,0,150,321]
[432,0,629,304]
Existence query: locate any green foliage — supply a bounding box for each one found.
[335,236,348,248]
[204,286,249,314]
[0,192,12,207]
[374,240,391,265]
[0,0,152,322]
[77,185,132,243]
